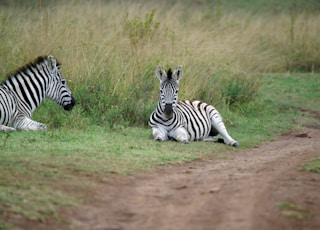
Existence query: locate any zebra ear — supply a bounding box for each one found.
[47,55,57,72]
[155,65,167,81]
[173,65,183,81]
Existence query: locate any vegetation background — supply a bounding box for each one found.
[0,0,319,129]
[0,0,320,228]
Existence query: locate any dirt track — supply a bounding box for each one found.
[54,127,319,230]
[13,127,320,230]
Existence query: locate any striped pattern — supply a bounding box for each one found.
[0,55,75,131]
[149,65,239,146]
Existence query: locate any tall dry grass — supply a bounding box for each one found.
[0,1,319,127]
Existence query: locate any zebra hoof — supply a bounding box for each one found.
[182,140,189,144]
[3,128,16,132]
[232,142,240,147]
[38,124,48,131]
[155,137,165,142]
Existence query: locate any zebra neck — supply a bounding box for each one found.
[5,72,47,113]
[156,103,176,120]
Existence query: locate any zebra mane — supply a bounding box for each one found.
[3,55,61,82]
[167,68,173,80]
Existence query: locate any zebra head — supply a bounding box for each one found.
[155,65,183,119]
[46,55,76,111]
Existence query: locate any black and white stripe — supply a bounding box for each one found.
[149,65,239,146]
[0,55,76,131]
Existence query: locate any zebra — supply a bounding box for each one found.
[149,65,239,147]
[0,55,76,132]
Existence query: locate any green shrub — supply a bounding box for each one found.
[221,72,261,107]
[122,9,160,56]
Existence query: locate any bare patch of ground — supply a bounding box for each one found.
[7,127,320,230]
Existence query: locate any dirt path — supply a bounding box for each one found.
[15,127,320,230]
[54,127,319,230]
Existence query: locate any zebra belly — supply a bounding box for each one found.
[0,87,16,126]
[177,100,212,141]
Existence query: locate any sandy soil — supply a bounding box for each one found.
[9,126,320,230]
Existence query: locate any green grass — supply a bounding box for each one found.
[0,127,232,223]
[278,202,313,220]
[0,221,16,230]
[303,158,320,173]
[218,0,320,13]
[260,74,320,111]
[1,73,319,226]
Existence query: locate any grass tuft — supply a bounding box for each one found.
[278,202,313,220]
[303,158,320,173]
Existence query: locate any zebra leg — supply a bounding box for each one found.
[152,126,169,141]
[14,117,47,131]
[169,127,189,144]
[202,136,218,142]
[0,125,16,132]
[210,114,239,147]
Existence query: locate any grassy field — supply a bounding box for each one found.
[1,0,320,128]
[1,0,320,227]
[1,73,319,226]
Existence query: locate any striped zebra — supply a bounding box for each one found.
[149,65,239,147]
[0,55,76,132]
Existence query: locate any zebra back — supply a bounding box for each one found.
[1,55,75,115]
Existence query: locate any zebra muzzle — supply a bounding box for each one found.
[164,103,173,118]
[63,96,76,111]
